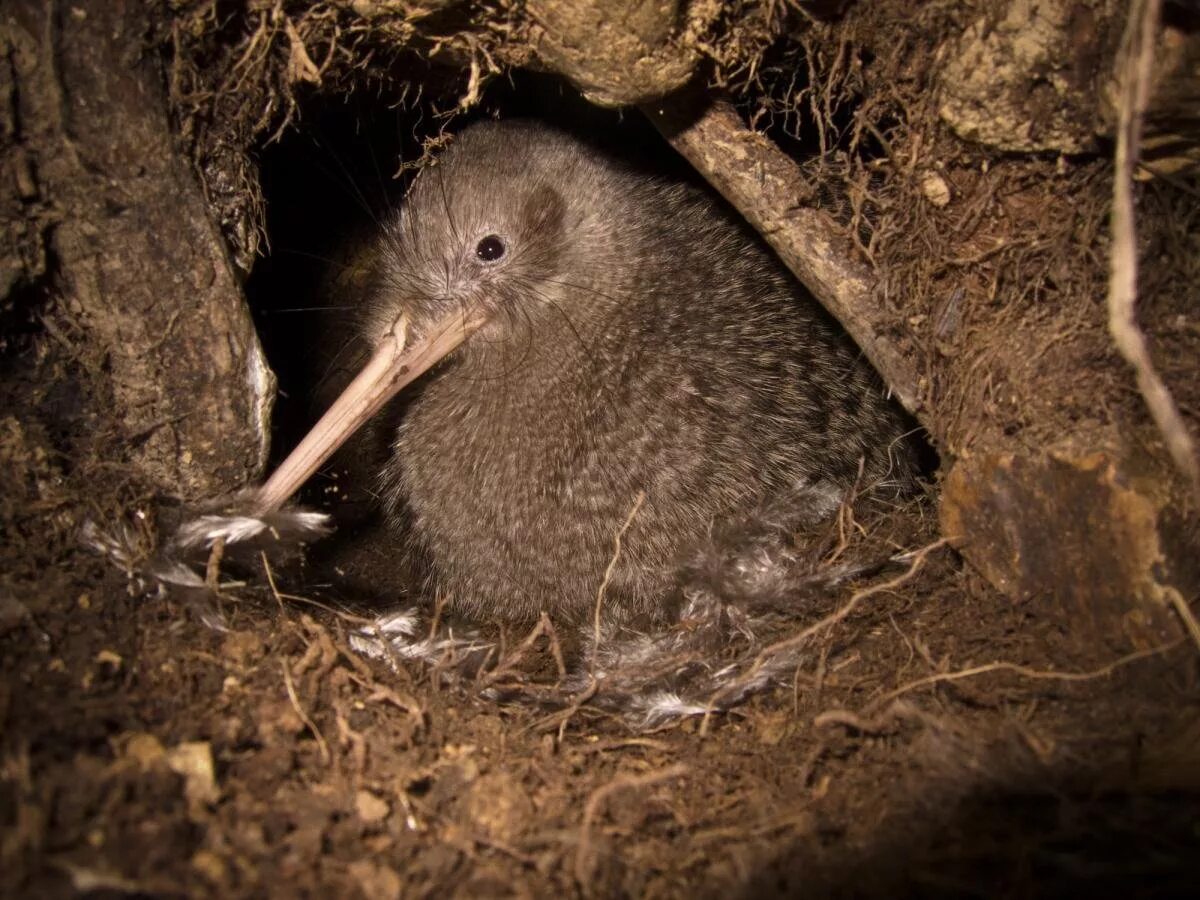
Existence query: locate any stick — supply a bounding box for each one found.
[644,96,922,414]
[591,491,646,672]
[1107,0,1200,504]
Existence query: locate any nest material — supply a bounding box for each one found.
[84,489,942,729]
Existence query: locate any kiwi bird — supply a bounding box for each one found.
[259,119,916,627]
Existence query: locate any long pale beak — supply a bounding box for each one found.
[253,309,488,515]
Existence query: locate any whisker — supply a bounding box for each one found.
[436,165,462,246]
[304,133,385,230]
[540,276,626,310]
[270,306,355,314]
[272,247,357,272]
[532,289,592,357]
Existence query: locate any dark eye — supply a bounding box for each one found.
[475,234,506,262]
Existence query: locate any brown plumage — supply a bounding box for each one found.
[365,119,917,627]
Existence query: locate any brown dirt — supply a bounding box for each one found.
[3,446,1198,897]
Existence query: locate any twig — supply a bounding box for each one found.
[481,615,554,686]
[577,738,671,755]
[280,659,332,766]
[260,550,286,614]
[526,678,599,738]
[204,537,226,590]
[1107,0,1200,504]
[645,96,921,413]
[1165,593,1200,653]
[813,707,899,734]
[705,538,947,713]
[543,613,568,682]
[574,764,688,884]
[867,638,1185,710]
[591,491,646,672]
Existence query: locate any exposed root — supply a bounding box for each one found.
[574,764,689,885]
[866,639,1187,712]
[281,657,332,766]
[1165,592,1200,654]
[1107,0,1200,505]
[646,95,921,413]
[592,491,646,672]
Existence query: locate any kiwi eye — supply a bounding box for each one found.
[475,234,506,262]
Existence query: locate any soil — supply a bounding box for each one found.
[3,464,1198,897]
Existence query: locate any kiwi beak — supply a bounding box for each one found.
[253,309,487,515]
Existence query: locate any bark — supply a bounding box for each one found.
[3,0,271,499]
